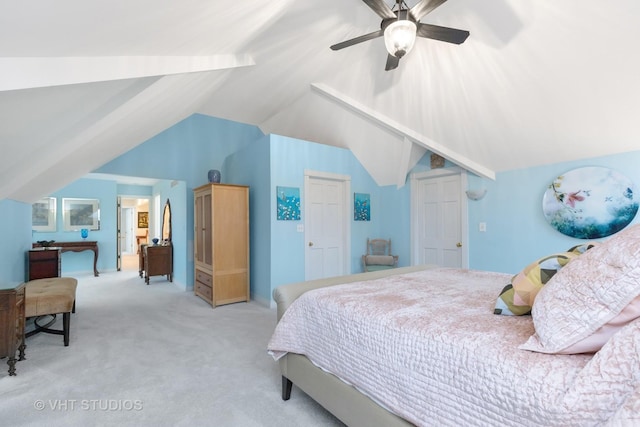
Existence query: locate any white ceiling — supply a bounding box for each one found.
[1,0,639,203]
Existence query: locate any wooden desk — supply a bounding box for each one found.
[0,283,26,376]
[32,241,99,277]
[27,248,61,280]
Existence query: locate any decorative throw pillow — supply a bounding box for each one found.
[494,252,577,315]
[566,241,600,255]
[519,224,640,354]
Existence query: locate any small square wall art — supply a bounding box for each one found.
[277,186,301,220]
[354,193,370,221]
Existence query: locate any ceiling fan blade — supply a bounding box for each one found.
[385,54,400,71]
[417,23,469,44]
[330,29,384,51]
[409,0,448,21]
[362,0,396,20]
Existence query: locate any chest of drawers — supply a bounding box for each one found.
[0,283,26,376]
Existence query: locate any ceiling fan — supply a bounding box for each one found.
[330,0,470,71]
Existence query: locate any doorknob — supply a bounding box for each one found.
[308,242,314,247]
[456,242,462,247]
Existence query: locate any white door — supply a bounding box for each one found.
[121,208,135,254]
[411,169,467,268]
[304,171,351,280]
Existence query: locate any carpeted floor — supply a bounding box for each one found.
[0,266,344,426]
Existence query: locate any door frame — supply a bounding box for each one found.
[117,196,153,271]
[410,167,469,268]
[116,197,122,271]
[303,169,351,280]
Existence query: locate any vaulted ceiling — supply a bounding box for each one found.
[1,0,639,203]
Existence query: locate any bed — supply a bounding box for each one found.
[268,225,640,427]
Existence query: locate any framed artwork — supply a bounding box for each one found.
[62,198,100,231]
[542,166,638,239]
[430,153,445,169]
[277,186,301,220]
[138,211,149,228]
[32,197,57,232]
[354,193,370,221]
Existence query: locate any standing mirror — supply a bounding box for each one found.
[162,199,172,243]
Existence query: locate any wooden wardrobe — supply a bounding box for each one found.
[193,183,250,307]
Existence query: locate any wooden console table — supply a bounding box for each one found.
[32,241,99,277]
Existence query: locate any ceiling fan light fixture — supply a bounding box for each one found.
[384,19,417,58]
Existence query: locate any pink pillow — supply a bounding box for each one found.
[542,295,640,354]
[520,224,640,354]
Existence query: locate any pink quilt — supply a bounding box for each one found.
[268,268,640,426]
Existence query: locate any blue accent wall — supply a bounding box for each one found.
[4,110,640,306]
[95,113,265,289]
[468,151,640,274]
[268,135,384,292]
[0,200,31,288]
[31,179,118,276]
[378,184,412,268]
[118,184,152,197]
[96,114,264,185]
[152,180,188,289]
[225,134,271,304]
[32,177,188,286]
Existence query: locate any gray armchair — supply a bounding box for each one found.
[362,238,399,272]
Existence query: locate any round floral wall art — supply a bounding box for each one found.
[542,166,638,239]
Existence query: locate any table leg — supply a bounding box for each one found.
[93,247,99,276]
[7,356,17,376]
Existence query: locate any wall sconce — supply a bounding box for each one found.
[465,189,487,201]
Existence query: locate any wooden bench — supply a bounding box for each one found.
[25,277,77,346]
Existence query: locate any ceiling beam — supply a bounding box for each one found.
[1,72,230,202]
[0,55,255,91]
[311,83,496,180]
[397,136,413,188]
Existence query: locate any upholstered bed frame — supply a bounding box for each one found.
[273,265,430,427]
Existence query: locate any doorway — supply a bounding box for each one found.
[410,168,468,268]
[304,170,351,280]
[118,197,151,271]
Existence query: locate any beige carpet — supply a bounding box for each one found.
[0,269,344,427]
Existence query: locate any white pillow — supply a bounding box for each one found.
[519,224,640,354]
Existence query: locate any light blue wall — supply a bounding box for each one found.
[225,134,271,305]
[152,180,188,288]
[95,113,265,289]
[467,150,640,274]
[204,131,406,303]
[268,135,385,294]
[5,110,640,304]
[0,200,31,288]
[96,114,264,186]
[378,184,412,267]
[32,179,118,276]
[117,184,152,197]
[33,177,188,285]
